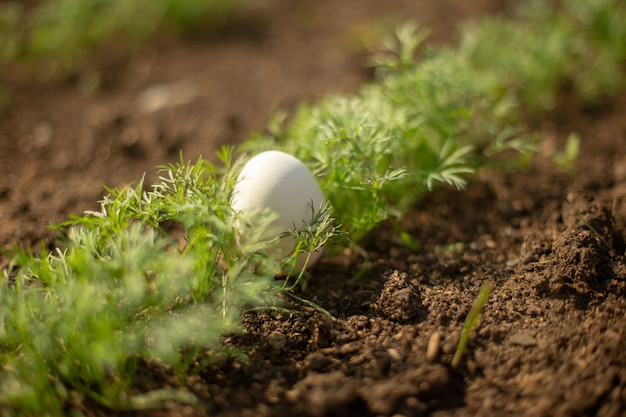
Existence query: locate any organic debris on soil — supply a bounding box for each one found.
[1,0,626,416]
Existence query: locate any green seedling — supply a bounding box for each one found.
[280,201,347,291]
[452,282,493,369]
[368,22,431,77]
[553,132,581,173]
[0,152,341,414]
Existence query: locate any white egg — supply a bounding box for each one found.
[231,150,326,270]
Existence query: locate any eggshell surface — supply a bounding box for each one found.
[231,151,326,268]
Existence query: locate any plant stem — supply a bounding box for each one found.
[452,282,493,369]
[286,292,336,321]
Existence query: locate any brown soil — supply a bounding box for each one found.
[2,1,626,416]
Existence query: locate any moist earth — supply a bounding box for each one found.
[1,1,626,416]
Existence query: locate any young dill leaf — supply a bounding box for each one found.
[0,155,285,413]
[279,201,346,291]
[369,22,431,77]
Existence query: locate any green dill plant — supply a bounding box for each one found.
[452,282,493,369]
[0,149,340,414]
[250,25,534,243]
[248,0,626,244]
[368,22,431,77]
[458,0,626,113]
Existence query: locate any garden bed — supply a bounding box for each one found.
[1,0,625,416]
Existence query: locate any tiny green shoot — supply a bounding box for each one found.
[280,201,347,292]
[452,282,493,369]
[368,22,431,77]
[552,132,581,173]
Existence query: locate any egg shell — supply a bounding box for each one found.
[231,150,326,269]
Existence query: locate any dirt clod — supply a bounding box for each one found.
[554,228,609,291]
[562,192,613,237]
[305,352,334,372]
[520,232,553,264]
[373,270,425,323]
[287,371,363,417]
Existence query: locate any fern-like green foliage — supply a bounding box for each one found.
[248,0,626,242]
[0,154,286,413]
[459,0,626,111]
[250,30,531,241]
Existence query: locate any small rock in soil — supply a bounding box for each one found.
[287,371,363,417]
[305,352,334,372]
[268,332,288,350]
[426,332,442,361]
[508,332,538,347]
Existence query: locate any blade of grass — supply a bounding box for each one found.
[452,282,493,369]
